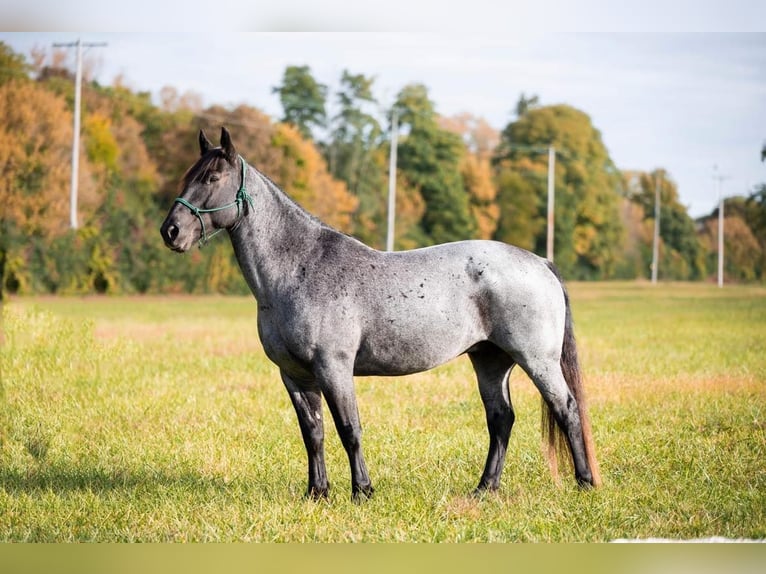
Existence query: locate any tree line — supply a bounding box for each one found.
[1,42,764,297]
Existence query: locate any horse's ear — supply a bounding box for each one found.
[199,129,214,156]
[220,127,237,165]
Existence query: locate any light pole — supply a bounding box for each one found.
[651,171,661,284]
[52,38,107,230]
[546,146,555,262]
[712,166,730,288]
[502,144,558,261]
[386,108,398,252]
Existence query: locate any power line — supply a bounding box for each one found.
[52,38,107,230]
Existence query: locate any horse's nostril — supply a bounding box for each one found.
[168,224,179,241]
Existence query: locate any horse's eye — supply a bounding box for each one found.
[209,174,220,183]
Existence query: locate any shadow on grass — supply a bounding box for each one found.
[0,462,272,498]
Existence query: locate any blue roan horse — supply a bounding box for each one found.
[160,128,601,500]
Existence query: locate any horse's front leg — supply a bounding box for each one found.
[280,371,329,499]
[314,355,374,502]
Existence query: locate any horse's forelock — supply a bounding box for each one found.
[180,150,228,189]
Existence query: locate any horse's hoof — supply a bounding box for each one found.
[352,483,374,503]
[306,485,330,500]
[472,481,499,497]
[576,476,596,490]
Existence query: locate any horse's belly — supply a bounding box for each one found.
[353,315,478,376]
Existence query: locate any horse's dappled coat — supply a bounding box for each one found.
[160,128,600,500]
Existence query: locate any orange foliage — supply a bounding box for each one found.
[0,80,73,238]
[107,113,159,197]
[84,84,159,196]
[271,123,357,233]
[461,153,499,239]
[438,112,499,160]
[394,174,427,250]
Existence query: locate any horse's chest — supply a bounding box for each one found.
[256,306,316,378]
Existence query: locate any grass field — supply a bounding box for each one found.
[1,282,765,542]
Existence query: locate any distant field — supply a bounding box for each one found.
[1,282,764,541]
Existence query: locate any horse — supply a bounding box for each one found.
[160,127,601,500]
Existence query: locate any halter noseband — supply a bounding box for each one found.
[173,155,254,247]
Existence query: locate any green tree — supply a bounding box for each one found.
[0,42,30,85]
[743,184,766,280]
[272,65,327,141]
[743,184,766,246]
[492,159,545,251]
[629,169,706,280]
[394,84,475,246]
[514,92,540,118]
[325,70,387,247]
[439,113,501,239]
[494,104,623,279]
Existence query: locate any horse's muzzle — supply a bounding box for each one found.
[160,215,192,252]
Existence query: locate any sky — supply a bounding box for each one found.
[2,30,765,218]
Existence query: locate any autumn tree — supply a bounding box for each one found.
[439,112,499,160]
[440,113,501,239]
[615,188,653,279]
[746,183,766,237]
[627,169,706,280]
[698,212,761,282]
[0,80,73,239]
[743,184,766,280]
[494,104,623,278]
[271,122,358,232]
[697,194,765,282]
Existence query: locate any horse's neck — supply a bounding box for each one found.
[229,168,323,299]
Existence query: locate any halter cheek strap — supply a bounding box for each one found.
[173,155,254,247]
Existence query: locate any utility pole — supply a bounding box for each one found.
[651,171,661,284]
[546,146,555,262]
[712,166,730,288]
[503,144,559,260]
[52,38,107,230]
[386,108,398,252]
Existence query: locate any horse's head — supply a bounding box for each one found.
[160,127,249,252]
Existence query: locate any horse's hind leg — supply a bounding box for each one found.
[522,358,593,487]
[469,345,516,493]
[281,372,330,499]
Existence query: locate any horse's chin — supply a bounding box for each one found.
[164,236,196,253]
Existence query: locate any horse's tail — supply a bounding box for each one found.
[542,261,601,487]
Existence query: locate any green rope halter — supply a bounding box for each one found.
[173,155,254,247]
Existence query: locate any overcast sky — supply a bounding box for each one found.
[2,30,764,217]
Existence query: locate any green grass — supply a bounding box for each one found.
[1,282,764,541]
